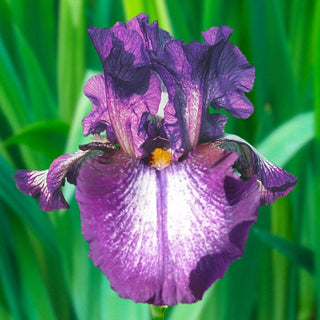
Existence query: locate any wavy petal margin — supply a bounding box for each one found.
[83,73,116,141]
[218,134,297,205]
[202,26,255,118]
[13,150,99,211]
[151,25,254,156]
[88,23,162,157]
[76,144,260,305]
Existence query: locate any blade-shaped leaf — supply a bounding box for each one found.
[5,120,69,159]
[257,111,314,167]
[253,227,314,274]
[57,0,86,122]
[0,155,57,251]
[13,26,56,119]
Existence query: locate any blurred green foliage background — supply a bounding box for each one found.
[0,0,319,319]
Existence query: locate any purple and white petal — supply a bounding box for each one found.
[76,145,260,305]
[217,134,297,205]
[83,73,116,141]
[46,150,90,192]
[153,28,254,155]
[104,71,161,157]
[14,170,69,211]
[14,150,94,212]
[88,24,163,157]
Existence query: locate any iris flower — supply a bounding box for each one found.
[14,14,297,306]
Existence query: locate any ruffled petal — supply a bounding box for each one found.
[202,27,255,118]
[76,144,260,305]
[126,13,173,56]
[13,150,96,211]
[217,134,297,205]
[201,25,233,45]
[88,25,162,157]
[152,26,254,155]
[14,170,69,211]
[105,72,161,157]
[199,112,228,142]
[82,73,116,141]
[47,150,90,192]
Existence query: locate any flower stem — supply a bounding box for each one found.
[149,305,168,320]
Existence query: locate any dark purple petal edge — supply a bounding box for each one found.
[76,144,260,305]
[14,150,93,211]
[217,134,297,205]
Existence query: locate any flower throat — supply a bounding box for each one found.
[149,148,171,170]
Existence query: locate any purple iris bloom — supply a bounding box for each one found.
[14,14,297,306]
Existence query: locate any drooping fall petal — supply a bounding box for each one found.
[76,144,260,305]
[218,134,297,205]
[13,149,102,211]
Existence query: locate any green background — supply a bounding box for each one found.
[0,0,319,319]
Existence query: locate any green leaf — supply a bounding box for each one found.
[0,205,25,320]
[5,120,69,159]
[253,227,314,274]
[312,0,320,316]
[122,0,145,20]
[270,197,292,320]
[0,36,30,130]
[0,155,57,251]
[257,111,314,166]
[153,1,174,36]
[11,219,56,320]
[13,26,56,119]
[57,0,86,122]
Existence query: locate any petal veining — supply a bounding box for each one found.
[151,26,255,155]
[218,134,297,205]
[202,26,255,118]
[76,145,260,305]
[88,24,162,157]
[14,149,99,211]
[14,169,69,211]
[82,73,116,141]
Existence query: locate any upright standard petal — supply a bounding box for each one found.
[159,41,205,151]
[125,13,173,56]
[76,144,260,305]
[199,112,228,142]
[152,26,254,156]
[88,25,162,157]
[202,26,255,118]
[217,134,297,205]
[82,73,116,141]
